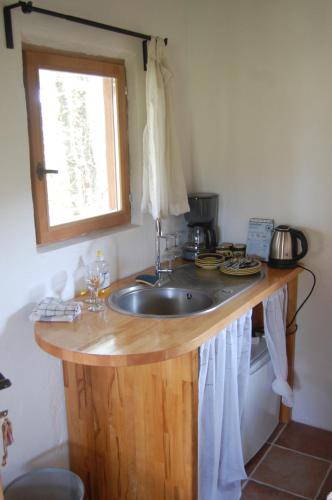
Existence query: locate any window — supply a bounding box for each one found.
[23,46,130,244]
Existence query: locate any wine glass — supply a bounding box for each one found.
[163,233,183,259]
[84,278,95,305]
[84,262,104,312]
[173,231,184,258]
[160,232,183,272]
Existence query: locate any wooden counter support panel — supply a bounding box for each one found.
[280,276,298,424]
[252,302,264,332]
[63,350,198,500]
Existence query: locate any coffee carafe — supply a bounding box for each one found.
[182,193,219,261]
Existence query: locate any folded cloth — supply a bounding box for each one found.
[29,297,82,322]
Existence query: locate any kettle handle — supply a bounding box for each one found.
[291,229,308,261]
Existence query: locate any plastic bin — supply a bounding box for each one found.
[4,467,84,500]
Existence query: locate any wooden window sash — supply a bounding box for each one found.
[23,46,130,245]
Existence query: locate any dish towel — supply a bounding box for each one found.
[29,297,82,322]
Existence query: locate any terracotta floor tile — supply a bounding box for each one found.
[241,480,305,499]
[276,421,332,461]
[245,444,270,476]
[267,423,286,444]
[252,445,330,498]
[317,467,332,500]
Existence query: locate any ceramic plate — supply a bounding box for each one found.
[219,258,262,276]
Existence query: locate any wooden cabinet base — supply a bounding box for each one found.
[63,351,198,500]
[53,270,301,499]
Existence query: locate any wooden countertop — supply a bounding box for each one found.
[35,264,301,367]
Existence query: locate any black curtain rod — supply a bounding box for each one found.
[3,1,168,70]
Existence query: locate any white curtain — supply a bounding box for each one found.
[263,285,294,407]
[198,309,252,500]
[141,37,189,219]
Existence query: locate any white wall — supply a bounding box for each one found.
[0,0,190,484]
[188,0,332,430]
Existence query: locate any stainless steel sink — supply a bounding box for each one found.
[108,286,215,318]
[107,262,263,319]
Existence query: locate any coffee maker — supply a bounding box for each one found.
[182,193,219,260]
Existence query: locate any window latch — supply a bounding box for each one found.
[36,163,59,181]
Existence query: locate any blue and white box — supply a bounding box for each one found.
[246,218,274,262]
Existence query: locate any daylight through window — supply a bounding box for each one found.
[23,47,130,244]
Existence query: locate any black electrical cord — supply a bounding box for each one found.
[286,264,316,330]
[253,263,316,337]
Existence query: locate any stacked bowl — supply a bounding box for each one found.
[195,253,224,270]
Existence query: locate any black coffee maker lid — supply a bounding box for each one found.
[188,192,218,199]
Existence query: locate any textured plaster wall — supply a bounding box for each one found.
[188,0,332,431]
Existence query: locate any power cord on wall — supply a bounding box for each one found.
[286,264,317,332]
[253,264,316,336]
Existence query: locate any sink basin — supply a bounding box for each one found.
[107,262,264,319]
[108,286,215,318]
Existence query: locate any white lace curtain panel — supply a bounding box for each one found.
[198,309,252,500]
[263,285,294,408]
[198,285,292,500]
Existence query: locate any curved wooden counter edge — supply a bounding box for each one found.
[34,264,302,367]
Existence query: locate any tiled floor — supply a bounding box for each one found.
[241,422,332,499]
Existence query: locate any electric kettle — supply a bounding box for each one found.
[269,225,308,268]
